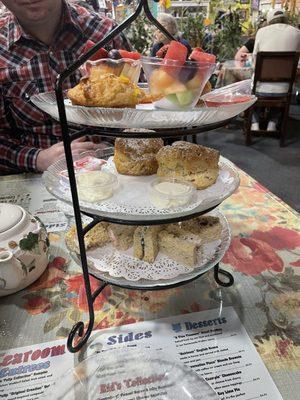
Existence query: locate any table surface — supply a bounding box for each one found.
[0,169,299,400]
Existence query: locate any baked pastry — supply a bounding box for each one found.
[158,229,201,266]
[67,73,143,108]
[156,141,220,189]
[133,226,162,263]
[108,224,135,251]
[65,222,110,253]
[114,138,164,176]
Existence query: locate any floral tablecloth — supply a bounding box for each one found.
[0,169,299,399]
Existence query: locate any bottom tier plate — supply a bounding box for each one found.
[66,210,231,289]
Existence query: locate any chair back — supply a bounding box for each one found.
[253,51,299,96]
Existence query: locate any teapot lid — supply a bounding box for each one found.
[0,204,24,233]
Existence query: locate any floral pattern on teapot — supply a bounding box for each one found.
[0,205,50,296]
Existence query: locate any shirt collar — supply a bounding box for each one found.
[60,0,83,34]
[6,0,83,50]
[7,13,23,49]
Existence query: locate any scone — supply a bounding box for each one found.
[133,226,162,263]
[156,141,219,189]
[108,224,135,251]
[114,138,164,176]
[67,73,143,108]
[158,229,201,266]
[65,222,110,253]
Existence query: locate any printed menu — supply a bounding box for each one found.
[87,307,282,400]
[0,307,283,399]
[0,339,73,400]
[0,176,68,232]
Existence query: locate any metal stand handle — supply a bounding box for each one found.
[214,264,234,287]
[67,281,108,353]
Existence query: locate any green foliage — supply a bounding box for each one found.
[179,12,206,48]
[126,15,152,54]
[126,10,244,62]
[213,13,243,61]
[286,12,300,28]
[19,232,39,251]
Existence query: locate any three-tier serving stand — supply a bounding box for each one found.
[53,0,234,353]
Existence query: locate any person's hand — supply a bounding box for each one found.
[36,137,108,171]
[235,52,247,61]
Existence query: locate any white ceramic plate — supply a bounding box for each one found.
[43,154,239,222]
[66,210,231,288]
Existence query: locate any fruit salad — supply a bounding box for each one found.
[142,41,216,109]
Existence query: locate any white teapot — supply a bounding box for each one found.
[0,203,49,297]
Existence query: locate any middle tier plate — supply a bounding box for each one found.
[43,155,239,222]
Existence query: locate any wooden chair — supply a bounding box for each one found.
[244,51,299,147]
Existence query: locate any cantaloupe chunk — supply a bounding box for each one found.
[150,69,175,94]
[186,74,202,90]
[164,81,187,95]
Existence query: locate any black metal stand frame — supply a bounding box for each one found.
[55,0,234,353]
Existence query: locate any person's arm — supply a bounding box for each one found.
[0,96,103,173]
[0,95,42,174]
[252,31,261,66]
[234,45,249,61]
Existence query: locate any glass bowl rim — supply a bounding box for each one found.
[141,55,216,69]
[85,58,141,66]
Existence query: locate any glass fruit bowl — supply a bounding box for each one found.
[142,56,215,110]
[81,58,142,84]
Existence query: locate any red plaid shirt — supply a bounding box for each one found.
[0,1,130,173]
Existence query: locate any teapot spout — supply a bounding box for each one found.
[0,251,24,290]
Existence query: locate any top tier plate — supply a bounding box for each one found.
[31,91,256,130]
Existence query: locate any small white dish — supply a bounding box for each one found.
[76,170,119,203]
[149,178,196,209]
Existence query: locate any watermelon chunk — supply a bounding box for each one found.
[193,47,204,53]
[190,49,216,64]
[162,40,188,77]
[84,40,108,61]
[156,44,170,58]
[164,41,187,64]
[119,50,141,60]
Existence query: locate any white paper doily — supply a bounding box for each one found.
[67,210,231,287]
[44,156,239,219]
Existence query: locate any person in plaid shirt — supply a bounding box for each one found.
[0,0,131,174]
